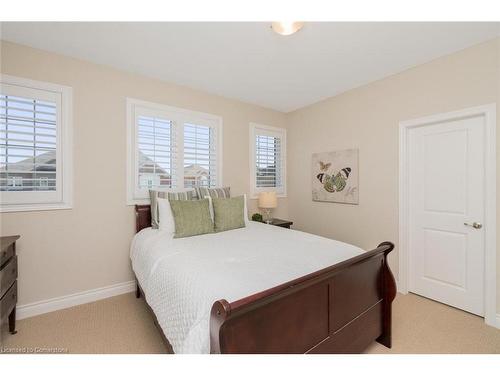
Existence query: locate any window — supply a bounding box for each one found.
[0,75,72,212]
[183,123,218,188]
[137,115,174,190]
[250,123,286,198]
[127,99,222,203]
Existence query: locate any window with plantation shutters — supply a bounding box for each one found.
[183,123,218,188]
[127,99,222,203]
[255,134,282,188]
[0,95,57,192]
[0,75,73,212]
[137,115,175,190]
[250,123,286,197]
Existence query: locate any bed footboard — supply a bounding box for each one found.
[210,242,396,354]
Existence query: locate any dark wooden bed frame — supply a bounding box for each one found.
[134,204,396,354]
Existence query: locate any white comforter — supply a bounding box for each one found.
[130,222,364,354]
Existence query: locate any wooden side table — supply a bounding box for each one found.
[268,218,293,229]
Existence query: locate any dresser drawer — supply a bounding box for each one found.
[0,242,14,268]
[0,256,17,299]
[0,281,17,324]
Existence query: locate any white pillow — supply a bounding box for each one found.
[243,194,249,224]
[157,198,175,235]
[204,195,214,222]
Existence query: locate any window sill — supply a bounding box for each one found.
[0,203,73,213]
[249,193,287,200]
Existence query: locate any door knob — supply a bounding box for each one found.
[464,222,482,229]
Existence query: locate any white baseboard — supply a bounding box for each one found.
[16,280,136,320]
[395,278,408,295]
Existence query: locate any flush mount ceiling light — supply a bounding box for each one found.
[271,22,304,36]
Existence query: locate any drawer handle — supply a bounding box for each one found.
[1,251,5,258]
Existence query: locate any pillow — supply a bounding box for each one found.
[194,186,230,200]
[169,198,215,238]
[243,193,249,225]
[157,198,175,235]
[212,195,246,232]
[202,192,248,224]
[205,194,247,223]
[204,195,214,221]
[149,189,194,229]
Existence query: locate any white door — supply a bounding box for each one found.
[408,115,485,316]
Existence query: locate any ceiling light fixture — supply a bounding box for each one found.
[271,22,304,36]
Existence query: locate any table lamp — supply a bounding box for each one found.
[258,191,278,224]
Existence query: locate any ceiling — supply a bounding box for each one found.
[1,22,499,112]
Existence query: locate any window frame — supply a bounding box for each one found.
[126,98,223,205]
[249,122,287,199]
[0,74,73,213]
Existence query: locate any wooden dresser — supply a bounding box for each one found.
[0,235,19,338]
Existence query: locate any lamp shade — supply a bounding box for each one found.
[258,192,278,209]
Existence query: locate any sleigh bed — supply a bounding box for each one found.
[132,204,396,354]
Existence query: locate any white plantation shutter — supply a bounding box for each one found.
[250,123,286,197]
[0,76,72,212]
[255,134,282,188]
[137,115,175,189]
[127,99,222,203]
[0,95,57,192]
[183,122,218,188]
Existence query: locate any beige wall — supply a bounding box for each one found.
[285,38,500,312]
[0,41,288,305]
[1,37,499,315]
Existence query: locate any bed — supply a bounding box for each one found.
[132,204,396,354]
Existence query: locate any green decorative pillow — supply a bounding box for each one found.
[212,196,246,232]
[169,198,214,238]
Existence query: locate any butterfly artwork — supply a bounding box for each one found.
[316,167,351,193]
[319,161,331,171]
[312,149,359,204]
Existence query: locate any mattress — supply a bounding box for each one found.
[130,222,364,354]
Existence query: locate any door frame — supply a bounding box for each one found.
[398,104,497,327]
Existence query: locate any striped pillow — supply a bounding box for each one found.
[194,187,231,200]
[149,190,194,229]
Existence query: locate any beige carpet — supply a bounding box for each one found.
[2,292,500,354]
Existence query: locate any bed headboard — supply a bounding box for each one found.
[135,205,152,233]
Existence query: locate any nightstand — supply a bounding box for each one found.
[268,218,293,229]
[1,235,19,338]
